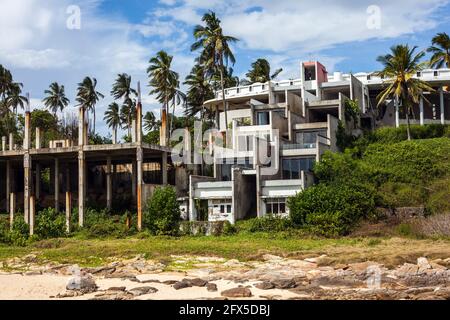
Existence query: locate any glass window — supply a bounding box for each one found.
[257,112,270,125]
[283,158,315,179]
[266,198,287,215]
[227,205,232,213]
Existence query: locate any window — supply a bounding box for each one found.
[417,72,422,77]
[221,158,252,180]
[296,130,327,148]
[282,158,315,179]
[434,71,439,77]
[266,198,287,215]
[257,112,270,125]
[367,75,371,80]
[238,135,254,152]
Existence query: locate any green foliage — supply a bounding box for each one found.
[344,99,360,125]
[222,221,237,235]
[236,216,294,233]
[288,183,376,236]
[9,216,30,246]
[144,186,180,235]
[35,208,66,239]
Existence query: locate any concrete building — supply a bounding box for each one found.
[186,61,450,223]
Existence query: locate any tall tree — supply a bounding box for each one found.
[76,77,104,135]
[143,111,158,132]
[0,65,27,134]
[191,11,238,134]
[120,101,136,137]
[111,73,137,135]
[428,32,450,69]
[42,82,70,117]
[7,82,28,115]
[245,58,283,84]
[184,64,214,117]
[147,50,179,140]
[376,45,434,140]
[104,102,121,143]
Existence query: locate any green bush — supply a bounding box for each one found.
[288,183,376,236]
[144,186,180,235]
[9,215,30,246]
[237,216,294,233]
[35,208,66,239]
[222,221,237,235]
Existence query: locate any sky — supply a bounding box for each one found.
[1,0,450,137]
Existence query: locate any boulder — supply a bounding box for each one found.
[173,281,192,290]
[66,274,97,293]
[254,281,275,290]
[128,286,158,296]
[221,287,252,298]
[185,278,208,287]
[271,279,296,289]
[417,257,432,272]
[206,283,218,292]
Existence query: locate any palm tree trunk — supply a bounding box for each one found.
[93,108,96,135]
[406,107,412,141]
[219,62,228,147]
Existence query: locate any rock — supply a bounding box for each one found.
[417,257,432,272]
[206,283,218,292]
[304,255,327,264]
[23,271,42,276]
[271,279,296,289]
[254,281,275,290]
[185,278,208,287]
[22,254,38,263]
[262,254,283,261]
[66,274,97,293]
[163,280,178,285]
[128,286,158,296]
[56,291,83,298]
[223,259,244,267]
[221,287,252,298]
[394,263,418,277]
[83,266,116,275]
[104,272,138,282]
[107,286,126,292]
[173,281,192,290]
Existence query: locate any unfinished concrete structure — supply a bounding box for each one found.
[0,84,172,233]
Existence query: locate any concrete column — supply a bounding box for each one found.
[54,158,60,213]
[6,161,10,212]
[136,84,143,144]
[78,106,85,227]
[35,163,40,200]
[9,193,15,230]
[395,98,400,128]
[106,156,112,211]
[256,164,262,218]
[131,119,136,143]
[29,196,35,236]
[162,152,168,185]
[65,191,71,233]
[160,108,167,146]
[24,153,31,224]
[136,147,143,231]
[9,133,13,151]
[35,127,42,149]
[419,96,424,126]
[215,106,220,128]
[440,86,445,124]
[2,136,6,151]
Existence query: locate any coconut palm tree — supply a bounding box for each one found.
[428,32,450,69]
[245,58,283,84]
[104,102,121,143]
[119,101,136,136]
[191,11,238,134]
[6,82,28,115]
[168,77,186,133]
[184,64,214,117]
[376,45,434,140]
[111,73,137,135]
[143,111,158,132]
[76,77,104,135]
[42,82,70,117]
[147,50,179,141]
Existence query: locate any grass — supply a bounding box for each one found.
[1,233,450,269]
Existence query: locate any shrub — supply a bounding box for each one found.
[223,221,237,235]
[237,216,294,233]
[426,177,450,215]
[9,215,29,246]
[144,186,180,235]
[35,208,66,239]
[288,183,376,236]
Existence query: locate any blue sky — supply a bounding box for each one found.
[1,0,450,137]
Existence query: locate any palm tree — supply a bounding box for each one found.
[147,50,179,141]
[6,82,28,115]
[191,11,238,134]
[104,102,121,143]
[76,77,104,135]
[376,45,434,140]
[143,111,158,132]
[0,65,27,134]
[111,73,137,135]
[120,101,136,136]
[169,77,186,133]
[428,32,450,69]
[245,58,283,84]
[42,82,70,117]
[184,64,214,117]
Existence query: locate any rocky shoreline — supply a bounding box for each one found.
[1,254,449,300]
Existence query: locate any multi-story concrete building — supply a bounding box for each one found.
[186,61,450,223]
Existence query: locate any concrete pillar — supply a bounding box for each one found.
[78,106,85,227]
[256,164,262,218]
[24,153,31,224]
[35,127,42,149]
[6,160,10,212]
[9,193,15,230]
[35,163,40,200]
[65,191,71,233]
[160,108,167,146]
[131,119,136,143]
[29,196,35,236]
[440,86,445,124]
[54,158,60,212]
[136,147,143,231]
[420,96,424,126]
[395,98,400,128]
[162,152,168,185]
[9,133,13,151]
[2,136,6,151]
[215,106,220,128]
[106,156,112,211]
[112,129,117,145]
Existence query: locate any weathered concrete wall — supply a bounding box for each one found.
[232,168,256,222]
